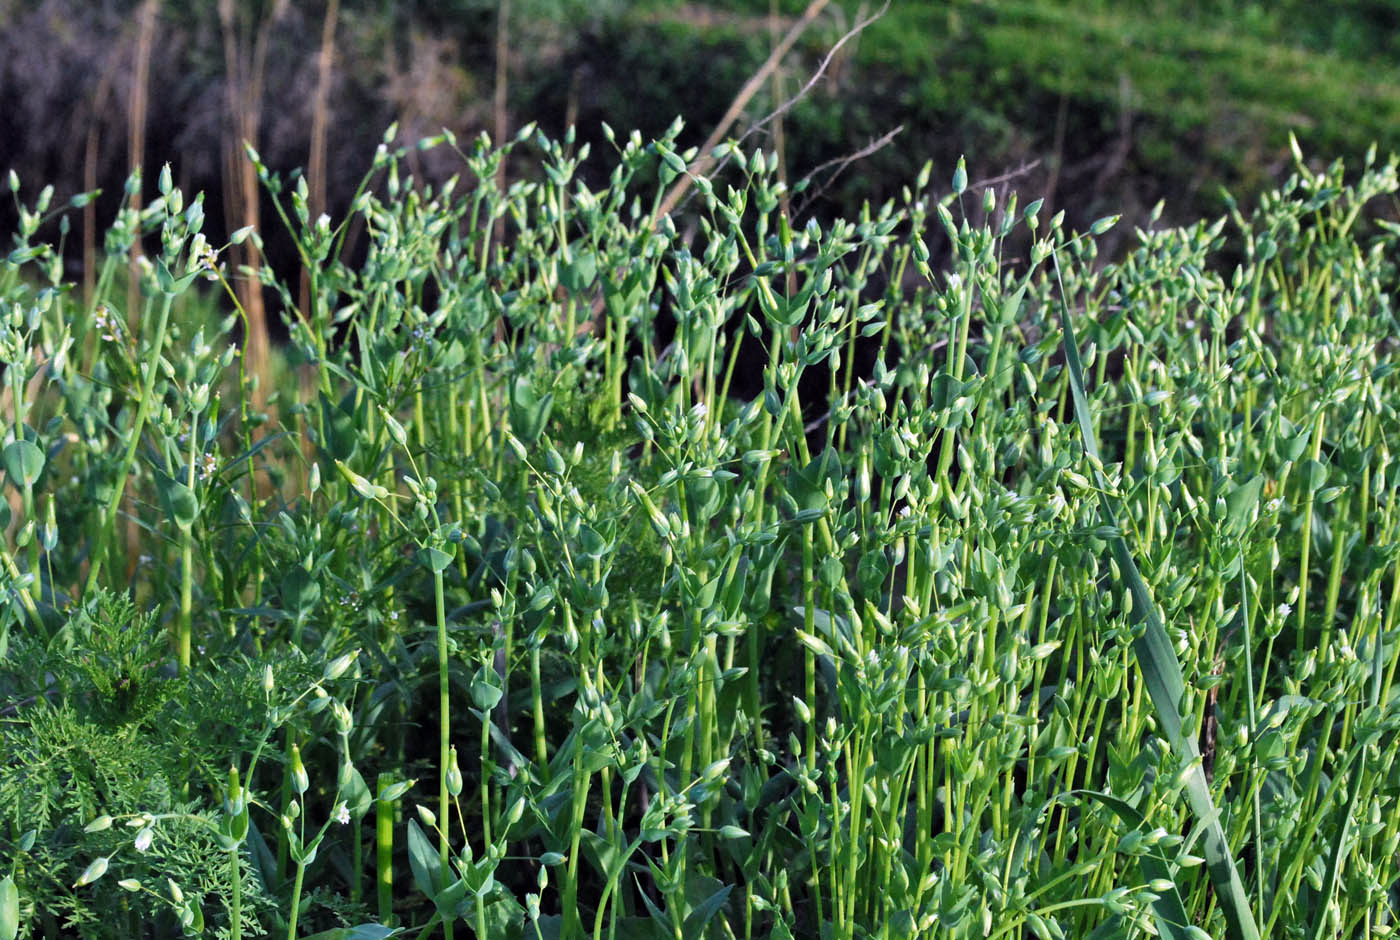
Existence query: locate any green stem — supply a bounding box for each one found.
[1296,412,1325,653]
[86,290,175,595]
[230,848,242,940]
[434,566,454,940]
[286,860,307,940]
[377,773,395,924]
[177,415,198,673]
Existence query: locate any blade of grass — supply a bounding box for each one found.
[1236,553,1265,919]
[1051,247,1260,940]
[1053,790,1194,939]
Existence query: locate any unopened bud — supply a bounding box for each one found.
[446,747,463,797]
[291,744,309,794]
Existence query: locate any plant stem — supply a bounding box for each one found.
[86,290,175,595]
[377,772,395,924]
[434,566,453,940]
[286,859,306,940]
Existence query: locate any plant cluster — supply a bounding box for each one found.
[0,123,1398,939]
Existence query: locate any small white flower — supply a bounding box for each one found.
[334,803,351,826]
[134,827,154,853]
[1265,498,1282,513]
[1276,603,1293,618]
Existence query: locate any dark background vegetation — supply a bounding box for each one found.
[4,0,1400,270]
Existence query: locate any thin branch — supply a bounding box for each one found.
[791,124,903,217]
[650,0,832,226]
[656,0,888,224]
[736,1,887,150]
[966,158,1044,194]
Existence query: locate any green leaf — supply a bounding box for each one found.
[320,392,362,462]
[480,893,526,938]
[1222,474,1265,537]
[165,480,199,531]
[0,876,18,940]
[682,883,732,938]
[509,377,554,445]
[340,761,373,818]
[433,876,469,918]
[417,546,454,574]
[470,665,503,711]
[3,439,43,489]
[785,447,838,515]
[1051,249,1260,940]
[281,569,321,616]
[580,830,625,882]
[406,820,444,899]
[561,252,598,292]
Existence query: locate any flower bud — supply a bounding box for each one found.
[324,649,358,681]
[227,765,243,815]
[446,746,463,797]
[332,700,353,736]
[505,797,526,828]
[291,744,309,794]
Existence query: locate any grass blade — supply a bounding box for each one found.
[1052,249,1260,940]
[1056,790,1194,938]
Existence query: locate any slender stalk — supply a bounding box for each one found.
[377,773,395,925]
[433,566,453,940]
[86,290,175,595]
[1295,412,1325,653]
[230,849,241,940]
[177,414,198,673]
[286,859,306,940]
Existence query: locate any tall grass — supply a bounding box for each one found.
[0,126,1398,939]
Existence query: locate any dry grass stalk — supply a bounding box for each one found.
[125,0,158,331]
[123,0,160,582]
[217,0,287,418]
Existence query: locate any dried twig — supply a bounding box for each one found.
[735,1,887,150]
[965,158,1043,194]
[791,124,904,217]
[650,0,832,226]
[655,0,888,225]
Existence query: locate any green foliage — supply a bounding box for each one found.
[3,123,1400,940]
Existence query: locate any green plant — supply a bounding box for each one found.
[2,125,1399,940]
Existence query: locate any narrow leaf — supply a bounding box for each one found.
[1052,249,1260,940]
